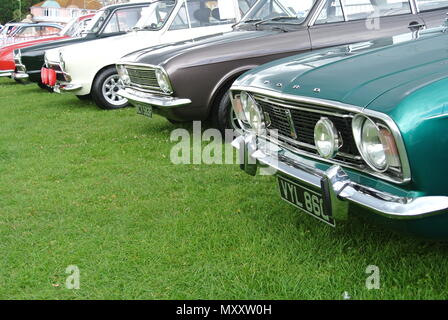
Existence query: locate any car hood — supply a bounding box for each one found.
[20,33,97,55]
[120,28,296,69]
[236,29,448,116]
[0,35,67,52]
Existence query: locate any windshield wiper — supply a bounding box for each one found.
[254,16,300,27]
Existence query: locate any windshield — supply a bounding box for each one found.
[62,16,92,37]
[241,0,316,24]
[86,9,108,33]
[134,1,177,30]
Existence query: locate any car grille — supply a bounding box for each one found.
[252,93,364,167]
[125,66,163,94]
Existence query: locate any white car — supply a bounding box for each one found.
[44,0,254,109]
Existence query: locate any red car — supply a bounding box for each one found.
[0,14,93,79]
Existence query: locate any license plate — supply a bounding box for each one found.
[278,176,335,227]
[136,104,152,118]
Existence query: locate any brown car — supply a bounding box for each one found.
[117,0,448,132]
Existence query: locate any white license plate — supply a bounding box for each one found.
[278,176,335,227]
[136,104,152,118]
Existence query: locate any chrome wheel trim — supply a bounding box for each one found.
[102,74,127,106]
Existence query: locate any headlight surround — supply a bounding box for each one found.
[314,117,340,159]
[13,49,21,65]
[59,51,66,72]
[353,115,401,172]
[116,64,130,86]
[232,91,265,134]
[155,68,173,94]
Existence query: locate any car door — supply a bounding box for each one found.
[309,0,425,50]
[415,0,448,28]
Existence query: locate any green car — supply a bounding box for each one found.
[230,26,448,239]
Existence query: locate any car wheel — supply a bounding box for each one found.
[91,67,128,110]
[214,90,242,135]
[76,94,91,101]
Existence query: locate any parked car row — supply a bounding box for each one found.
[0,14,94,79]
[3,0,448,238]
[0,22,63,47]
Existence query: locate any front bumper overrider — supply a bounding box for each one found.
[233,134,448,221]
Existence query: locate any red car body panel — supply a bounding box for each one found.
[0,14,94,74]
[0,35,70,71]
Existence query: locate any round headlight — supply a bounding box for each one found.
[240,91,264,134]
[314,118,340,159]
[117,65,130,85]
[155,68,172,94]
[13,49,21,63]
[353,115,388,172]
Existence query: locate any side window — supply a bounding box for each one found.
[42,26,60,36]
[374,0,411,16]
[186,0,238,28]
[416,0,448,11]
[315,0,345,24]
[169,3,190,30]
[342,0,375,20]
[103,7,143,34]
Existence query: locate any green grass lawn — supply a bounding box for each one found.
[1,78,448,300]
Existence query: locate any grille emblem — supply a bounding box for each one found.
[284,109,297,139]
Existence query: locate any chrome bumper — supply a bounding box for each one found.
[117,88,191,108]
[233,134,448,220]
[0,70,13,77]
[12,72,29,83]
[54,83,83,92]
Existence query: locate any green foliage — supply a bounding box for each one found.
[1,78,448,299]
[0,0,43,24]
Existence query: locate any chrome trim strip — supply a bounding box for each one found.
[231,85,411,184]
[308,0,328,27]
[233,134,448,220]
[409,0,418,14]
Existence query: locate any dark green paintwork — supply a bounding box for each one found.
[235,27,448,198]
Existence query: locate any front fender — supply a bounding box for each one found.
[373,77,448,196]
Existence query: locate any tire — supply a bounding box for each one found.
[76,94,91,101]
[37,81,54,93]
[37,82,47,90]
[91,67,128,110]
[213,90,241,135]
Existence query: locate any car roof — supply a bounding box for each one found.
[102,1,153,11]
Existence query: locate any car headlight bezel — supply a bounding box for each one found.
[116,64,131,86]
[13,49,21,65]
[58,51,66,73]
[314,117,340,159]
[232,91,265,134]
[155,67,173,95]
[352,114,402,173]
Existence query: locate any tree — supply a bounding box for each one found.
[0,0,43,24]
